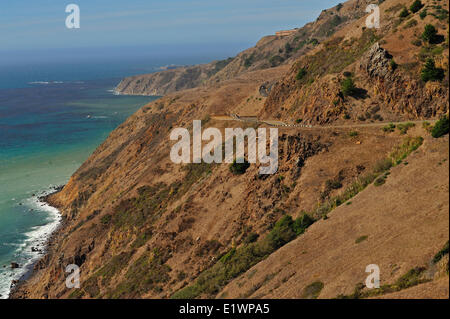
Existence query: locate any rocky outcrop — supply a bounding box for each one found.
[360,42,392,78]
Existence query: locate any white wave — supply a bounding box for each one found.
[0,187,61,299]
[28,81,64,85]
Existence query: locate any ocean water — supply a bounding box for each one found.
[0,76,158,298]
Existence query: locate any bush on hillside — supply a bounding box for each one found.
[296,68,307,81]
[399,7,409,18]
[341,77,356,96]
[410,0,424,13]
[431,115,449,138]
[421,24,441,44]
[229,158,250,175]
[421,58,445,82]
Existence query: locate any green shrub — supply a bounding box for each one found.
[419,10,427,19]
[266,215,297,249]
[292,213,314,235]
[410,0,424,13]
[343,71,353,77]
[302,281,324,299]
[101,214,112,225]
[349,130,358,137]
[229,159,250,175]
[421,58,445,82]
[396,267,427,290]
[269,55,285,67]
[355,235,368,244]
[433,241,449,264]
[374,177,386,186]
[341,77,356,96]
[399,7,409,18]
[244,54,255,68]
[296,118,303,123]
[389,59,398,70]
[373,158,393,173]
[389,136,423,164]
[296,68,307,81]
[431,115,449,138]
[326,179,343,190]
[244,232,259,244]
[421,24,438,43]
[397,122,415,134]
[382,123,396,132]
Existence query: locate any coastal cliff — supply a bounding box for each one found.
[114,0,376,96]
[11,0,449,299]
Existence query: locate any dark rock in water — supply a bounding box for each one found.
[11,262,20,269]
[31,247,39,252]
[10,280,19,288]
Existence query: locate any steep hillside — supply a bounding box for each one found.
[10,0,449,299]
[219,131,449,299]
[115,0,377,96]
[261,0,449,124]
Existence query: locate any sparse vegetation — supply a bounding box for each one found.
[399,7,409,18]
[409,0,424,14]
[389,136,423,165]
[341,77,357,96]
[419,9,427,19]
[355,235,368,244]
[404,19,418,29]
[382,123,396,132]
[421,58,445,82]
[373,176,386,186]
[389,59,398,70]
[302,281,324,299]
[374,158,393,173]
[172,214,313,299]
[296,68,307,81]
[421,24,441,44]
[229,158,250,175]
[397,122,415,134]
[108,249,172,298]
[433,241,449,264]
[431,115,449,138]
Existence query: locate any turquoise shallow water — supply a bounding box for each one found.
[0,78,158,298]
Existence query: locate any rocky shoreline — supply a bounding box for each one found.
[8,185,66,299]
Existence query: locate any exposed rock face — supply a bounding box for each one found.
[258,82,276,97]
[360,43,392,78]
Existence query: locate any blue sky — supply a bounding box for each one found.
[0,0,342,61]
